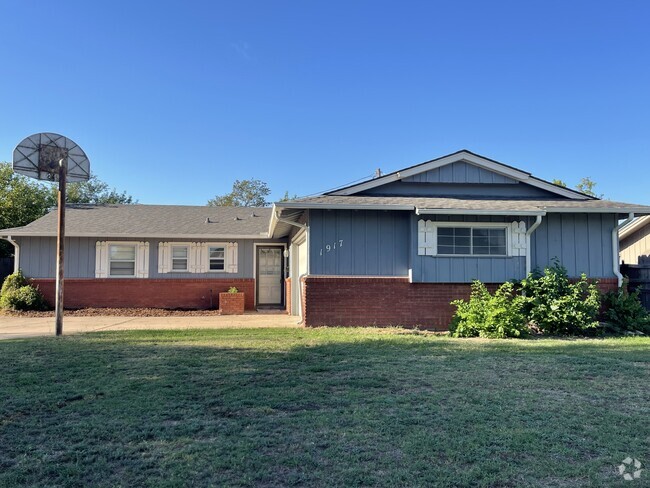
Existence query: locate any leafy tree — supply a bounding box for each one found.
[552,179,567,187]
[575,177,602,198]
[0,163,52,256]
[0,161,135,257]
[208,179,271,207]
[552,176,603,198]
[279,190,298,202]
[48,174,134,205]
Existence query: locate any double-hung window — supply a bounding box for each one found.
[437,226,507,256]
[109,244,136,276]
[171,245,189,271]
[209,246,226,271]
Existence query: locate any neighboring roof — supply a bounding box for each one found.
[0,204,272,238]
[620,215,650,240]
[276,195,650,215]
[326,150,596,200]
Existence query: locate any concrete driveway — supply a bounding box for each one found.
[0,313,301,340]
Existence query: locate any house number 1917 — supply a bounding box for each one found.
[320,240,344,256]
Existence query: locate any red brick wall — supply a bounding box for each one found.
[303,276,621,330]
[218,292,245,315]
[31,278,256,310]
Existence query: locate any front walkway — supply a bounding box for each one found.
[0,313,301,340]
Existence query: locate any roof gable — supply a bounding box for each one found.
[328,150,594,200]
[401,160,518,184]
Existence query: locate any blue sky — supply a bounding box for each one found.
[1,1,649,205]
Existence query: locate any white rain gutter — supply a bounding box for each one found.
[276,203,415,211]
[525,215,544,275]
[275,213,307,230]
[613,213,635,287]
[416,208,546,217]
[0,236,20,273]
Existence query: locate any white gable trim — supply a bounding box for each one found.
[328,151,591,200]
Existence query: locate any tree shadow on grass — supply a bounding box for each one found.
[0,330,648,487]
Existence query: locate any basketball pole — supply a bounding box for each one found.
[55,159,66,336]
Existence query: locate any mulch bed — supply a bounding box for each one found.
[0,308,223,318]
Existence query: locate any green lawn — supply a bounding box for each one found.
[0,329,648,487]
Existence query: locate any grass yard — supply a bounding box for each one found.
[0,328,648,487]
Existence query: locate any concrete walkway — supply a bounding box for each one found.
[0,313,301,340]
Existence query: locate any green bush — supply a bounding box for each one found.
[601,284,650,335]
[0,270,28,296]
[0,285,48,311]
[519,262,601,335]
[450,281,528,338]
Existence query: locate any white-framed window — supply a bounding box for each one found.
[437,226,507,256]
[418,220,527,257]
[171,245,189,271]
[109,244,137,276]
[96,241,150,278]
[208,245,226,271]
[157,242,238,274]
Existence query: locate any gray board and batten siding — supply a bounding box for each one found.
[309,209,410,277]
[308,209,617,282]
[359,161,567,199]
[15,237,286,279]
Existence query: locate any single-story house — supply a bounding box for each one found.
[2,150,650,328]
[619,215,650,265]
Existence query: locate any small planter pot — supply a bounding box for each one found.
[219,292,245,315]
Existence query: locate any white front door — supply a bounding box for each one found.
[257,247,283,306]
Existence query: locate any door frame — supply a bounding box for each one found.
[253,243,287,308]
[290,229,308,317]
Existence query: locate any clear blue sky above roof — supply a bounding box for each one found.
[0,1,648,205]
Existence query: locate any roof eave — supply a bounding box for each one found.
[274,202,416,211]
[416,208,546,216]
[543,207,650,214]
[619,215,650,239]
[1,232,270,239]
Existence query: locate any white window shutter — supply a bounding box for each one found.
[95,241,108,278]
[199,243,209,273]
[188,243,199,273]
[510,221,527,256]
[227,242,238,273]
[418,220,436,256]
[158,242,169,273]
[136,242,150,278]
[418,220,426,256]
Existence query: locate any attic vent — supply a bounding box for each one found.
[205,218,213,224]
[233,216,241,221]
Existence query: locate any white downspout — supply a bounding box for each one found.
[613,212,635,287]
[525,215,543,276]
[1,236,20,273]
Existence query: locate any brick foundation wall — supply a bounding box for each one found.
[303,276,621,330]
[30,278,256,310]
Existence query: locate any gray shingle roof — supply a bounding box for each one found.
[0,204,272,238]
[279,195,650,214]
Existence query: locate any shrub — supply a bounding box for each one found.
[0,270,28,296]
[228,287,239,294]
[601,283,650,335]
[0,285,48,311]
[450,281,528,338]
[519,262,600,335]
